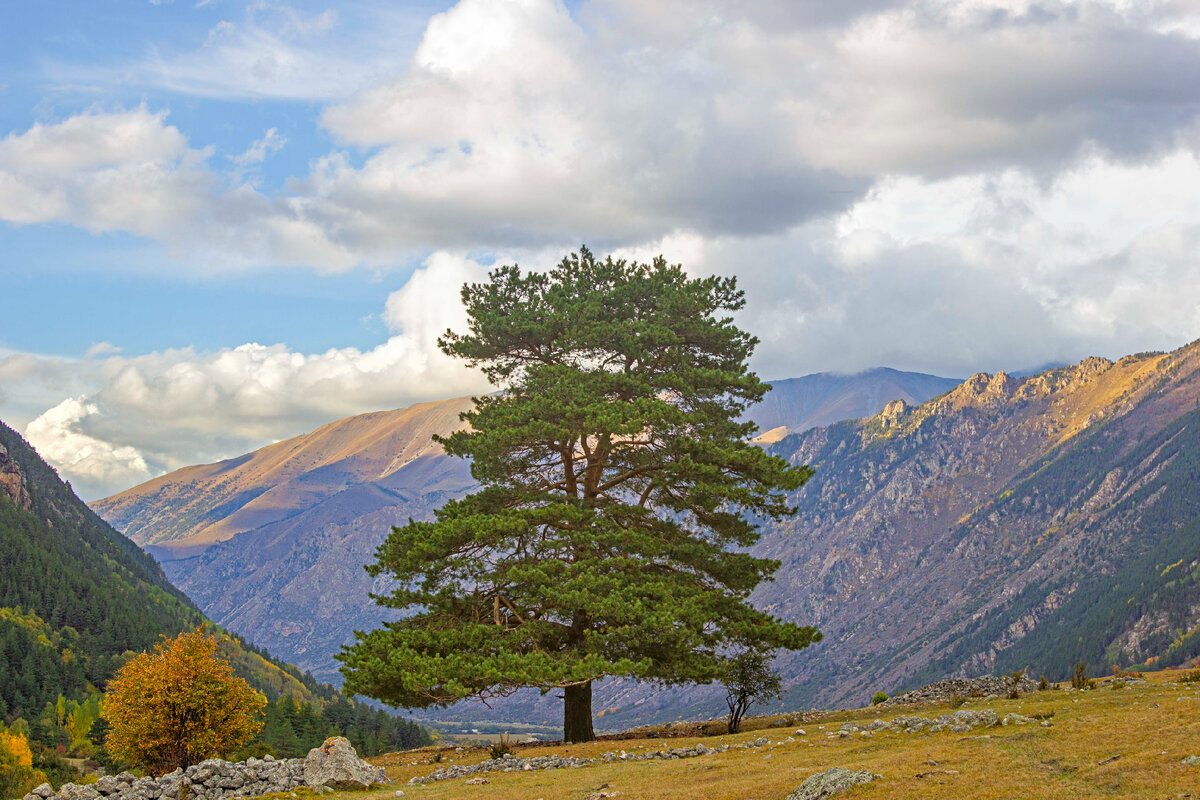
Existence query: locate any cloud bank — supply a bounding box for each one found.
[6,0,1200,496]
[17,253,491,499]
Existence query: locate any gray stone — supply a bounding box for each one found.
[785,768,880,800]
[303,736,388,790]
[94,777,122,796]
[58,785,101,800]
[1182,754,1200,766]
[32,784,55,799]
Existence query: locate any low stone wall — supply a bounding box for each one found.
[24,737,387,800]
[25,756,305,800]
[881,675,1040,706]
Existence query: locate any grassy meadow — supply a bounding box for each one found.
[338,670,1200,800]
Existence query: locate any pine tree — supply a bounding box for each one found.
[339,248,821,741]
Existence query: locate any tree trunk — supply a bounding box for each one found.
[563,681,595,743]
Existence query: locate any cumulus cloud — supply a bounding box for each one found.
[10,0,1200,496]
[22,0,1200,266]
[665,144,1200,379]
[19,253,493,499]
[0,107,211,236]
[25,398,153,497]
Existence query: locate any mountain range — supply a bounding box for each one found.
[94,368,956,687]
[89,351,1200,727]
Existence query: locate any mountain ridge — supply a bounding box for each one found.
[90,353,1200,727]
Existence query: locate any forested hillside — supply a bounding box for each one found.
[0,421,428,784]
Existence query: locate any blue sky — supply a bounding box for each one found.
[4,0,1200,498]
[1,0,440,357]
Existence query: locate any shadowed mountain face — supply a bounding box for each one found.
[93,369,953,684]
[92,352,1200,728]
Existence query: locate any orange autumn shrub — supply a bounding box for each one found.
[103,630,265,774]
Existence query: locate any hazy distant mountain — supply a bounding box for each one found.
[752,368,959,437]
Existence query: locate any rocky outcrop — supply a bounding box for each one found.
[25,741,387,800]
[785,767,879,800]
[302,737,388,790]
[0,442,31,511]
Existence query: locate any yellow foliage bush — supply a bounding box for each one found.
[0,727,45,798]
[103,630,265,775]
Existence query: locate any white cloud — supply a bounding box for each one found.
[15,0,1200,269]
[49,3,415,102]
[230,127,286,170]
[0,107,210,235]
[85,342,124,359]
[18,252,493,499]
[25,397,153,496]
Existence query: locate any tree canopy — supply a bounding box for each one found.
[103,631,265,773]
[339,247,820,741]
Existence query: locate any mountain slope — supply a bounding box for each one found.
[0,421,429,757]
[91,350,1200,727]
[755,345,1200,710]
[0,421,206,723]
[94,369,952,683]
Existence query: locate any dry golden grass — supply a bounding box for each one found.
[347,671,1200,800]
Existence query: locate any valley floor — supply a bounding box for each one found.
[347,670,1200,799]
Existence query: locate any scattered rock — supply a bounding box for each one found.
[1182,755,1200,766]
[409,738,765,785]
[464,777,488,785]
[1001,713,1038,726]
[836,709,998,736]
[303,737,389,790]
[785,768,879,800]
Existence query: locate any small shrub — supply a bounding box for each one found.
[1030,711,1055,721]
[1111,665,1143,679]
[1038,675,1050,691]
[1006,670,1025,699]
[1071,661,1090,691]
[949,695,966,709]
[722,650,783,734]
[103,630,265,773]
[871,691,888,706]
[489,734,513,760]
[1179,669,1200,684]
